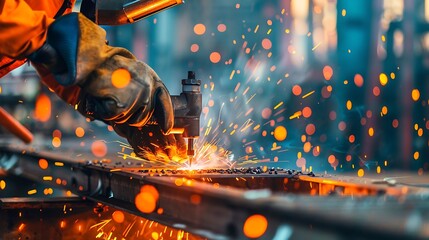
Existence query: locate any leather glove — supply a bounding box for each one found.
[28,13,185,160]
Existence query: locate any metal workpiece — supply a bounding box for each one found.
[1,145,429,239]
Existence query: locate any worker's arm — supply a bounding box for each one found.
[0,0,54,59]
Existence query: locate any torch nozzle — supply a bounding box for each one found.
[187,138,195,167]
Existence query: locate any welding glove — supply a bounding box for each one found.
[28,13,183,160]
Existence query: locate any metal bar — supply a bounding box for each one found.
[0,145,428,239]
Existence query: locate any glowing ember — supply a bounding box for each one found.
[243,214,268,238]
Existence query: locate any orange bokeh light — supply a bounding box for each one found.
[190,43,199,53]
[292,85,302,96]
[322,65,333,80]
[273,126,287,141]
[243,214,268,238]
[111,68,131,89]
[38,159,48,170]
[354,74,364,87]
[210,52,221,63]
[217,24,227,32]
[140,185,159,201]
[52,137,61,148]
[305,124,316,135]
[75,127,85,138]
[302,107,312,118]
[91,141,107,158]
[194,23,206,35]
[112,210,125,223]
[34,93,51,122]
[135,192,156,214]
[261,38,272,50]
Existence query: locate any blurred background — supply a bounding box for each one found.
[1,0,429,176]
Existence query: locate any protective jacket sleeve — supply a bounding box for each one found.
[0,0,54,59]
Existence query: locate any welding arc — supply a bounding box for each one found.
[0,107,33,143]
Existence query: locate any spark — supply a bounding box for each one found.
[273,101,283,110]
[90,219,112,231]
[54,162,64,167]
[289,111,302,120]
[302,90,315,99]
[312,42,322,51]
[229,70,236,80]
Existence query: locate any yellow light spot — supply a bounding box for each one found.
[357,169,364,177]
[274,126,287,141]
[414,151,419,160]
[368,127,374,136]
[381,35,386,42]
[28,189,37,195]
[302,90,315,99]
[243,214,268,238]
[111,68,131,88]
[381,106,388,116]
[54,162,64,167]
[0,180,6,190]
[390,72,395,79]
[341,9,346,16]
[152,232,159,240]
[39,159,48,169]
[346,100,352,110]
[412,89,420,101]
[376,166,381,174]
[52,137,61,148]
[379,73,388,86]
[297,152,302,159]
[384,160,388,166]
[175,178,183,186]
[43,176,52,181]
[75,127,85,138]
[112,210,125,223]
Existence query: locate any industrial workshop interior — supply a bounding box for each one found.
[0,0,428,239]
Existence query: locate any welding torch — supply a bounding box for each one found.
[169,71,202,166]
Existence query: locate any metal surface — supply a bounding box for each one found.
[1,144,429,239]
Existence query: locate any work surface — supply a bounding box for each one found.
[0,141,428,240]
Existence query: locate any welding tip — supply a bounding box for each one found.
[187,138,195,166]
[0,107,33,144]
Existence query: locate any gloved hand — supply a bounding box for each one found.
[29,13,185,160]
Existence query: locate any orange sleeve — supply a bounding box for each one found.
[0,0,54,59]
